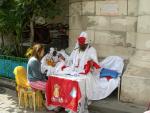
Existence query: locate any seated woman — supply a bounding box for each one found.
[27,44,46,91]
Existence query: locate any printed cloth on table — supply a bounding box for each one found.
[46,76,81,112]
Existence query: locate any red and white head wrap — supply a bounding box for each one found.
[77,32,88,45]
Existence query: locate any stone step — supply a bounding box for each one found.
[0,77,15,90]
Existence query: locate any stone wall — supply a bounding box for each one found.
[69,0,150,105]
[68,0,138,59]
[120,0,150,105]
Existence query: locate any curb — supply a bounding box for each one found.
[0,77,15,90]
[89,104,130,113]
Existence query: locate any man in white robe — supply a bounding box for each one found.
[69,32,100,75]
[68,32,101,100]
[68,32,124,101]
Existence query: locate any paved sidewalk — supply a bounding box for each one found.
[0,87,61,113]
[89,88,146,113]
[89,94,146,113]
[0,87,101,113]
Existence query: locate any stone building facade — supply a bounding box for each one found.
[68,0,150,105]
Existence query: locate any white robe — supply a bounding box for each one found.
[69,45,103,100]
[86,56,124,100]
[69,45,99,74]
[70,47,124,100]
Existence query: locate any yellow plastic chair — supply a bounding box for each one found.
[14,66,44,111]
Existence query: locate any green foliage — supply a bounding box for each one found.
[0,0,60,57]
[0,45,15,56]
[13,0,60,20]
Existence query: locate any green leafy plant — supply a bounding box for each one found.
[0,0,61,57]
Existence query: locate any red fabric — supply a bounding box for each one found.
[61,65,67,71]
[77,37,86,45]
[105,76,112,81]
[79,61,91,75]
[80,60,100,75]
[46,76,81,112]
[92,61,100,69]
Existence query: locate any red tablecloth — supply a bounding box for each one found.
[46,76,81,112]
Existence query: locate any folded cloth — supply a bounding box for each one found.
[100,68,119,78]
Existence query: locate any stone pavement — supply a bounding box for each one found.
[89,92,146,113]
[0,87,55,113]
